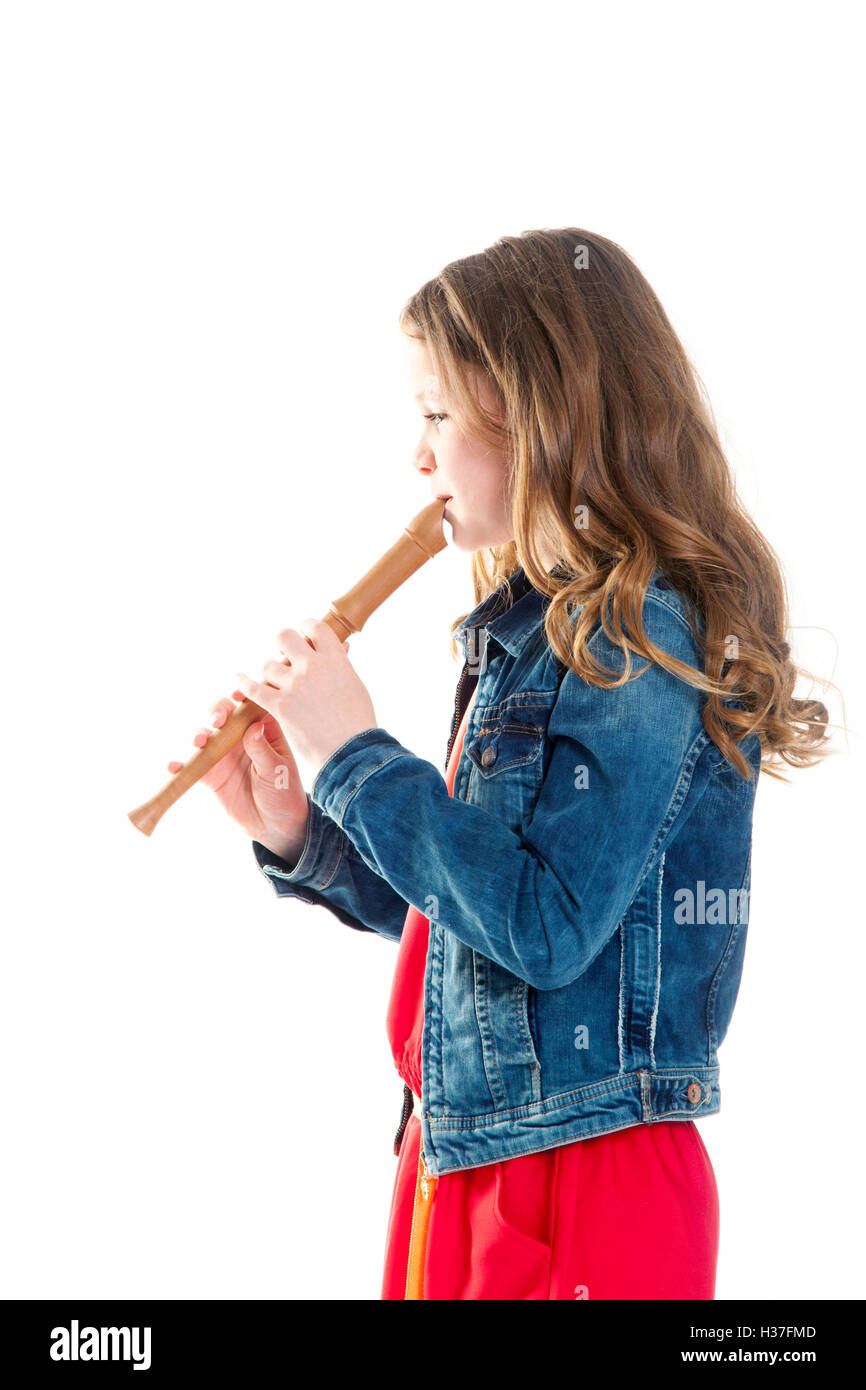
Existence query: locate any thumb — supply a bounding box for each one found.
[243,719,293,774]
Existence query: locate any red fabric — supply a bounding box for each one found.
[380,688,720,1300]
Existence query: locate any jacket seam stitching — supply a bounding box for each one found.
[427,1067,720,1128]
[705,849,752,1058]
[649,850,665,1067]
[617,917,625,1074]
[642,590,701,639]
[625,728,710,907]
[329,750,414,825]
[319,832,345,890]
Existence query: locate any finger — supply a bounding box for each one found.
[168,761,182,774]
[257,710,293,756]
[243,720,269,748]
[233,672,280,716]
[242,719,286,775]
[192,726,212,747]
[209,696,236,729]
[262,657,293,686]
[276,627,313,661]
[300,616,341,651]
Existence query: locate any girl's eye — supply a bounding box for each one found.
[423,412,447,426]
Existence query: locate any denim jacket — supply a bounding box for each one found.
[252,566,761,1177]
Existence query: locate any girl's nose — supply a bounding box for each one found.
[412,438,434,475]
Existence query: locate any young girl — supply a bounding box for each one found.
[169,228,831,1300]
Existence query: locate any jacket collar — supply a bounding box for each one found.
[455,563,676,659]
[455,566,562,659]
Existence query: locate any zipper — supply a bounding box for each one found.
[419,1146,431,1200]
[393,1082,413,1156]
[404,1140,434,1299]
[445,655,477,768]
[394,655,478,1162]
[404,1169,422,1297]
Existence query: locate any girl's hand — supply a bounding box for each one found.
[233,618,378,780]
[167,690,311,864]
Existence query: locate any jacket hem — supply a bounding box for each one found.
[419,1066,720,1176]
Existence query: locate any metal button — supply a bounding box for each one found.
[687,1082,702,1105]
[480,745,496,767]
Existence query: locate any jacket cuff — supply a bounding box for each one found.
[311,727,414,828]
[252,794,344,896]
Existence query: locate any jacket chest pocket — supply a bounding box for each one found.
[466,721,544,778]
[463,699,548,825]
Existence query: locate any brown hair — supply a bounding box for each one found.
[399,227,838,782]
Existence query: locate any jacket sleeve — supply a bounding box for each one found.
[251,793,410,943]
[308,622,713,989]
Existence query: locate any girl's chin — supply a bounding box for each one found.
[450,526,503,553]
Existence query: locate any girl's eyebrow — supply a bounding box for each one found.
[413,375,443,403]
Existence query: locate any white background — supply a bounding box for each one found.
[1,1,862,1300]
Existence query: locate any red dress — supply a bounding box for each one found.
[380,690,720,1300]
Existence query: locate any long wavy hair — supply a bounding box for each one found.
[399,227,836,782]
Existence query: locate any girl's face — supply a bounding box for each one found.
[406,336,514,554]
